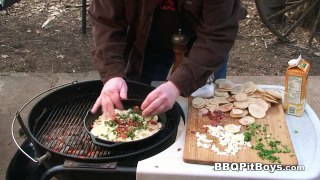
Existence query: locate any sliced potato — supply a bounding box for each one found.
[265,89,282,100]
[198,108,209,116]
[248,103,266,119]
[247,97,257,104]
[240,109,249,117]
[243,81,256,93]
[256,87,265,93]
[239,116,255,126]
[205,104,219,110]
[218,79,235,90]
[211,97,229,104]
[231,85,245,95]
[216,88,232,92]
[235,93,248,102]
[215,78,227,85]
[254,98,269,112]
[262,94,278,104]
[233,101,249,109]
[230,111,242,118]
[231,108,244,115]
[214,90,229,97]
[192,97,204,105]
[230,109,248,118]
[224,124,241,133]
[217,103,233,112]
[192,97,206,108]
[227,96,236,102]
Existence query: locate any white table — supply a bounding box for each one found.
[137,85,320,180]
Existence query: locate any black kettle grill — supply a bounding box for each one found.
[7,80,185,180]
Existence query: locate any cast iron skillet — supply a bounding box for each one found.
[84,99,167,149]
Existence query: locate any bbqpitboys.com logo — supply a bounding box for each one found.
[212,162,305,173]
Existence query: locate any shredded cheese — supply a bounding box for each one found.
[196,124,252,156]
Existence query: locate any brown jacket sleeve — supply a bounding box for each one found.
[168,0,240,96]
[88,0,127,83]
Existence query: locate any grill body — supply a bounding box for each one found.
[6,140,138,180]
[8,80,184,180]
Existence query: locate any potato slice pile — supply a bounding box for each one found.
[192,79,282,126]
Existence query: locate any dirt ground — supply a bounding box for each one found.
[1,0,319,76]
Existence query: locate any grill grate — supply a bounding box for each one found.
[24,80,180,165]
[34,93,147,159]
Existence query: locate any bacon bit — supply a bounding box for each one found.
[149,120,158,125]
[128,120,138,126]
[203,110,225,120]
[120,132,127,139]
[191,130,196,134]
[209,120,219,127]
[117,127,126,133]
[118,124,125,128]
[203,110,225,127]
[133,106,141,114]
[114,118,126,125]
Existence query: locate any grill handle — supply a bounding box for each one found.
[40,164,136,180]
[11,81,78,164]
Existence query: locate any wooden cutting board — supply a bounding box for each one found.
[183,97,298,165]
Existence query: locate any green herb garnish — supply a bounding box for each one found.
[268,140,281,148]
[244,132,251,142]
[244,123,292,164]
[263,126,267,133]
[132,114,140,122]
[107,120,117,127]
[247,123,261,136]
[257,149,281,163]
[127,130,135,139]
[117,113,128,119]
[282,145,291,153]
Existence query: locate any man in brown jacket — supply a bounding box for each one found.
[89,0,243,118]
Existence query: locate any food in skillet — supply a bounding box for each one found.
[90,106,162,142]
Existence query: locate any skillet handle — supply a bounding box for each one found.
[11,81,78,164]
[90,134,125,148]
[84,110,126,148]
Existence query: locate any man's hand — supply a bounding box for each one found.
[141,81,180,116]
[91,77,128,119]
